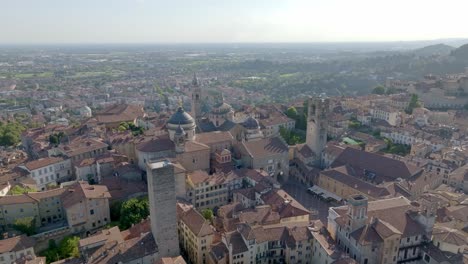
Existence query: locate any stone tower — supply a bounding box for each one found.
[147,160,180,258]
[191,73,202,121]
[347,194,368,232]
[306,94,329,162]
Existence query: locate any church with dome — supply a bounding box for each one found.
[129,74,291,201]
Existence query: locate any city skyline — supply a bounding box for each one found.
[2,0,468,44]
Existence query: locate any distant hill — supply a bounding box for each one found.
[412,43,455,56]
[451,43,468,60]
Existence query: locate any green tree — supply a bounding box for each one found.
[58,236,80,259]
[201,208,214,222]
[13,217,36,235]
[40,236,79,264]
[0,121,26,147]
[372,85,386,95]
[405,94,421,114]
[119,197,149,229]
[285,107,298,119]
[10,185,36,195]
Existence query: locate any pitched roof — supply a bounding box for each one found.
[334,196,426,238]
[260,189,309,218]
[195,131,233,145]
[60,137,108,157]
[96,104,144,124]
[0,194,38,205]
[225,231,248,255]
[321,166,392,199]
[23,157,64,171]
[180,208,214,237]
[61,181,110,208]
[331,147,421,183]
[135,136,175,153]
[241,137,288,158]
[184,141,210,153]
[432,226,467,246]
[0,235,36,253]
[351,218,402,245]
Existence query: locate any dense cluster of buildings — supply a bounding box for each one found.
[0,73,467,264]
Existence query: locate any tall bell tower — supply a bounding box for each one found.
[191,73,202,121]
[147,160,180,258]
[306,94,329,163]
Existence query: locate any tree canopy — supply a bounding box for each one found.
[49,132,65,145]
[201,208,214,222]
[119,197,149,229]
[118,122,144,136]
[279,126,305,145]
[405,94,421,114]
[41,236,80,264]
[372,85,386,95]
[285,107,298,119]
[13,217,36,236]
[0,121,26,147]
[9,185,36,195]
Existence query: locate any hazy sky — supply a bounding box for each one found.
[2,0,468,44]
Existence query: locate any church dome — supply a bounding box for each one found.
[212,102,233,115]
[168,107,195,126]
[175,124,186,136]
[243,116,259,129]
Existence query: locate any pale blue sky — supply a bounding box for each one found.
[1,0,468,44]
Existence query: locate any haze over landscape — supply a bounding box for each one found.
[2,0,468,44]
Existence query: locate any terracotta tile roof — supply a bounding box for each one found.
[23,157,64,171]
[237,206,280,226]
[321,166,392,199]
[351,218,401,245]
[96,104,145,124]
[120,218,151,240]
[251,226,288,243]
[432,226,467,246]
[135,135,174,153]
[184,141,210,153]
[79,226,123,248]
[0,235,36,254]
[195,131,233,145]
[241,137,288,158]
[61,181,110,209]
[286,226,313,244]
[77,218,156,264]
[334,197,426,238]
[27,188,67,200]
[225,231,248,255]
[60,137,108,157]
[331,147,421,183]
[84,232,157,264]
[260,189,309,217]
[187,170,210,186]
[0,194,38,205]
[180,208,214,237]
